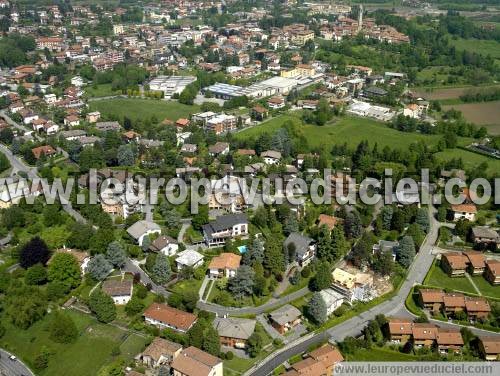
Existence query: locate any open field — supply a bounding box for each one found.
[414,85,500,100]
[346,347,422,361]
[449,37,500,60]
[84,83,122,98]
[442,101,500,132]
[435,148,500,175]
[0,309,148,376]
[236,114,472,151]
[89,98,200,122]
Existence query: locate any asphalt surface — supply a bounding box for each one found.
[245,205,500,376]
[0,349,34,376]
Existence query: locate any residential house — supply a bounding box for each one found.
[471,226,499,249]
[175,118,190,132]
[181,143,198,154]
[208,142,230,157]
[412,323,438,348]
[144,303,197,333]
[175,249,204,270]
[450,203,477,221]
[127,220,161,246]
[50,248,90,273]
[235,149,256,157]
[149,235,179,256]
[387,318,413,343]
[171,346,223,376]
[441,253,468,277]
[268,304,302,334]
[436,328,464,354]
[205,114,237,135]
[319,288,344,316]
[96,121,121,132]
[102,279,133,305]
[442,293,466,316]
[261,150,281,165]
[64,115,80,127]
[86,111,101,123]
[212,317,256,349]
[251,105,268,121]
[308,344,344,375]
[478,336,500,361]
[137,337,182,368]
[60,129,86,141]
[418,288,444,313]
[208,253,241,278]
[202,213,248,247]
[283,232,316,267]
[32,145,56,159]
[464,297,491,321]
[484,260,500,285]
[463,251,486,275]
[284,357,327,375]
[268,96,286,109]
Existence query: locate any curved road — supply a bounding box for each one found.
[245,205,500,376]
[0,349,34,376]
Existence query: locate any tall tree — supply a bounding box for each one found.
[19,237,51,269]
[48,253,81,290]
[308,292,327,324]
[415,208,429,233]
[86,254,112,281]
[151,253,171,284]
[397,236,416,268]
[202,325,220,356]
[106,241,127,268]
[263,237,285,275]
[309,261,332,291]
[344,211,362,239]
[228,265,255,299]
[89,289,116,323]
[48,311,78,344]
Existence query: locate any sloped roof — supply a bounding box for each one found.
[141,337,182,362]
[213,317,256,340]
[269,304,302,326]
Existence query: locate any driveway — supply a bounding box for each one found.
[0,348,34,376]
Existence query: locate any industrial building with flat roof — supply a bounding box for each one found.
[149,75,196,98]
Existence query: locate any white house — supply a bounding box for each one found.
[126,220,162,246]
[451,203,477,221]
[175,249,204,270]
[102,279,133,305]
[149,235,179,256]
[261,150,282,165]
[319,288,344,316]
[202,213,248,247]
[71,76,84,87]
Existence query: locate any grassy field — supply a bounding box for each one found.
[84,83,122,98]
[442,101,500,133]
[470,276,500,299]
[424,263,477,294]
[89,98,200,122]
[414,84,500,100]
[0,309,148,376]
[236,114,470,151]
[435,148,500,175]
[449,38,500,60]
[346,347,420,361]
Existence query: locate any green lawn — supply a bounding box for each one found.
[0,309,148,376]
[168,278,203,296]
[424,263,477,294]
[346,347,420,361]
[236,114,472,151]
[470,275,500,299]
[84,83,122,98]
[89,98,200,122]
[449,37,500,60]
[435,148,500,175]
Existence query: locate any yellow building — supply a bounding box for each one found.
[332,268,356,289]
[291,30,315,45]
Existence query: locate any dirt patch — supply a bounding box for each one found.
[442,101,500,134]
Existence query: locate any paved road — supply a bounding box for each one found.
[124,258,170,297]
[0,144,87,224]
[0,349,34,376]
[245,205,500,376]
[0,110,41,142]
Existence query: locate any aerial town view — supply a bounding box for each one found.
[0,0,499,375]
